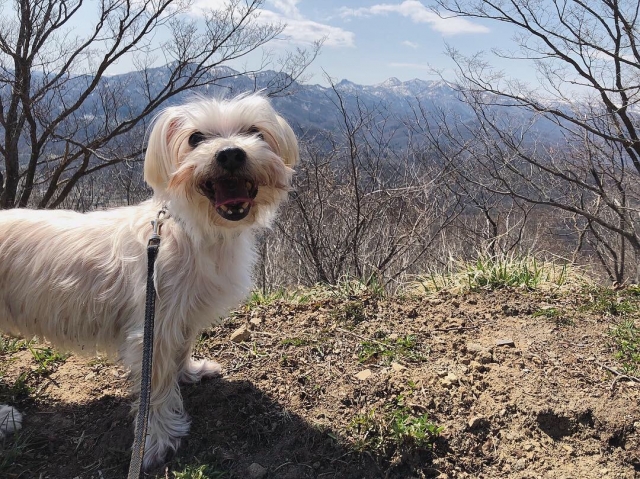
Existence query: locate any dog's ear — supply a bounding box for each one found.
[276,115,299,167]
[144,108,182,194]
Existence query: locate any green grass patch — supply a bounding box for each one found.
[245,288,314,309]
[460,255,563,290]
[581,288,637,316]
[349,405,442,454]
[416,254,578,293]
[280,337,312,347]
[26,345,69,375]
[0,336,35,355]
[357,334,427,364]
[0,371,31,403]
[331,275,386,300]
[0,428,38,474]
[608,319,640,375]
[332,299,368,324]
[532,307,573,326]
[389,408,444,448]
[349,381,442,455]
[172,463,227,479]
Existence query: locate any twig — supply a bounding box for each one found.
[249,330,276,337]
[432,326,479,332]
[596,362,640,390]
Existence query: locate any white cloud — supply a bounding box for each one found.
[266,0,303,20]
[192,0,355,48]
[258,9,355,47]
[402,40,419,48]
[340,0,489,35]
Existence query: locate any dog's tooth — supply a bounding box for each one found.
[238,208,244,214]
[219,205,229,212]
[242,202,249,208]
[245,181,252,190]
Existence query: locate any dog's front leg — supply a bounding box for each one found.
[124,332,190,470]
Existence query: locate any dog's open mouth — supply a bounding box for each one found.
[201,177,258,221]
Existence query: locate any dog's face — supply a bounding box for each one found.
[144,95,298,229]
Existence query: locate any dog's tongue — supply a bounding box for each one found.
[212,177,258,221]
[214,177,253,206]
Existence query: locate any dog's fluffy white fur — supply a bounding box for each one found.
[0,94,298,468]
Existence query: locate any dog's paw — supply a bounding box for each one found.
[142,433,180,471]
[179,358,222,384]
[0,405,23,439]
[142,413,190,470]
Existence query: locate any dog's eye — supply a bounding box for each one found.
[247,126,264,140]
[189,131,206,148]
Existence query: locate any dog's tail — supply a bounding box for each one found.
[0,404,23,439]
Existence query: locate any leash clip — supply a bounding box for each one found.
[149,207,168,246]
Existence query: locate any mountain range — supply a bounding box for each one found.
[28,64,563,154]
[124,65,473,143]
[166,65,561,146]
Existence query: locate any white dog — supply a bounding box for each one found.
[0,94,298,469]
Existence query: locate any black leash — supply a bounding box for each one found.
[127,208,167,479]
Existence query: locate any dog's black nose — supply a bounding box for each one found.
[216,147,246,172]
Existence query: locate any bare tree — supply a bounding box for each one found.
[0,0,319,209]
[264,85,462,290]
[432,0,640,282]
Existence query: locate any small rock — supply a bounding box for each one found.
[467,343,484,353]
[446,372,459,382]
[467,416,485,429]
[514,458,526,471]
[440,378,453,388]
[388,333,399,340]
[440,372,459,388]
[247,462,267,479]
[230,326,251,343]
[355,369,372,381]
[391,362,405,372]
[470,360,485,372]
[249,316,262,326]
[478,351,493,364]
[85,372,96,380]
[495,338,515,347]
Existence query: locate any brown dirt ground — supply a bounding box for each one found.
[1,286,639,479]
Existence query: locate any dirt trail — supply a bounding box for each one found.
[1,287,639,478]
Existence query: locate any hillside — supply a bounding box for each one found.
[1,278,639,478]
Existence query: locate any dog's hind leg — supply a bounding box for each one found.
[177,341,221,384]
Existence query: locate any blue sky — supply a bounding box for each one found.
[210,0,533,87]
[78,0,534,88]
